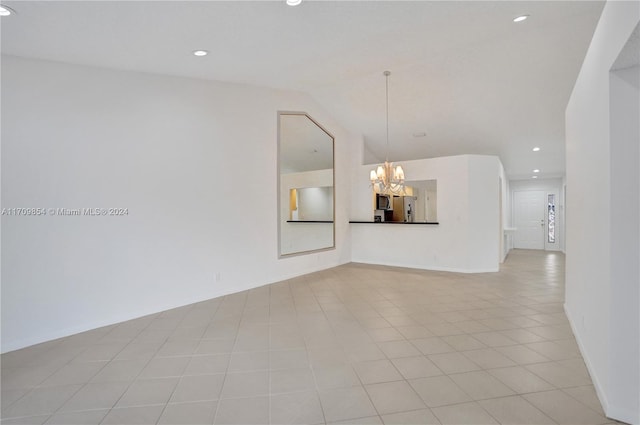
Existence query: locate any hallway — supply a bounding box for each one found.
[1,250,613,424]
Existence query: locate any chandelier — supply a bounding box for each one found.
[370,71,406,195]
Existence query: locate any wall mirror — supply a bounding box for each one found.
[372,179,437,223]
[278,112,335,257]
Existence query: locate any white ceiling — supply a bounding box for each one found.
[1,0,605,179]
[612,22,639,71]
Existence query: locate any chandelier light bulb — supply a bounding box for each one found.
[0,5,14,16]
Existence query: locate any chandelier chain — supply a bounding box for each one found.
[369,70,406,196]
[385,70,390,161]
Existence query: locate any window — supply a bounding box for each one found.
[548,194,556,243]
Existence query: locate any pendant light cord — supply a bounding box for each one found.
[384,70,390,161]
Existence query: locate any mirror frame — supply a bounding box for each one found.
[277,111,336,258]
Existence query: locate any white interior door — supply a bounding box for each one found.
[513,190,545,249]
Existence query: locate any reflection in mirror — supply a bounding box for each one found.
[372,180,437,223]
[279,113,334,257]
[289,187,333,221]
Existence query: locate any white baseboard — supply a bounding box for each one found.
[563,303,637,424]
[2,259,351,354]
[563,303,611,417]
[606,405,638,425]
[563,303,609,417]
[350,259,499,274]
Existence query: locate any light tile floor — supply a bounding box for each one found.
[1,250,619,424]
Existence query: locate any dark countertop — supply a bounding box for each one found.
[286,220,333,223]
[349,221,439,225]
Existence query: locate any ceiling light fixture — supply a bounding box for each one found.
[0,5,14,16]
[370,71,406,195]
[513,15,529,22]
[286,0,302,6]
[533,169,540,173]
[532,176,538,179]
[532,147,541,152]
[193,50,208,57]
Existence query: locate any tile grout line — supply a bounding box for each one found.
[4,251,602,425]
[210,291,248,425]
[95,311,182,425]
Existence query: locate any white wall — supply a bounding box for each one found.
[499,164,510,262]
[562,176,567,254]
[351,155,502,273]
[1,55,356,352]
[425,187,438,222]
[565,1,640,422]
[467,156,502,271]
[609,61,640,423]
[298,187,333,221]
[509,178,565,252]
[609,63,639,424]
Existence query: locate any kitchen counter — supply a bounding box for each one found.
[287,220,333,223]
[349,221,439,225]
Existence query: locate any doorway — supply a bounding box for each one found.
[513,190,545,249]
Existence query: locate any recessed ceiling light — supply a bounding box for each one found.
[532,147,540,152]
[193,50,208,57]
[532,175,538,179]
[513,15,529,23]
[0,5,15,16]
[286,0,302,6]
[533,169,540,173]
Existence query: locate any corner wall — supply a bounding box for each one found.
[565,1,640,422]
[1,56,356,352]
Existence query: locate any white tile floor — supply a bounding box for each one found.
[1,250,619,424]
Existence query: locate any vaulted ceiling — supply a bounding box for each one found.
[1,1,605,179]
